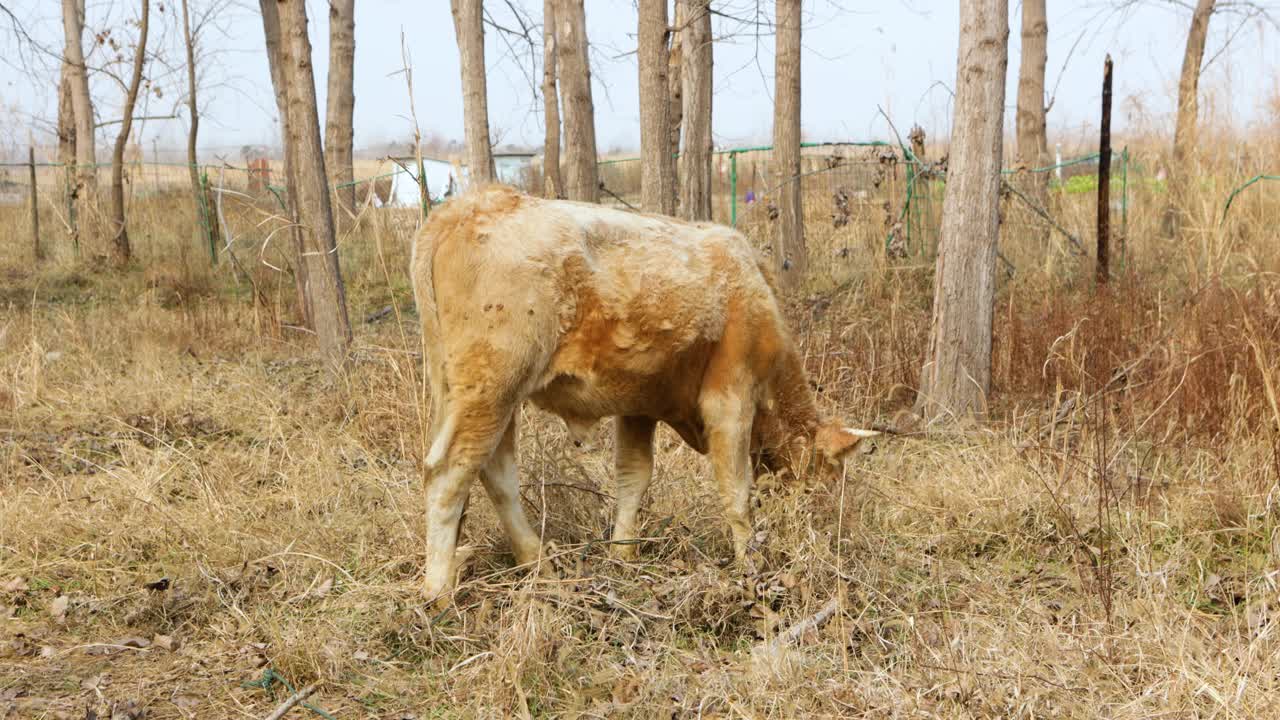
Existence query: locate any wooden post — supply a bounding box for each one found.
[1097,54,1113,285]
[29,147,42,262]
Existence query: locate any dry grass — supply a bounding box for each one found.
[2,137,1280,718]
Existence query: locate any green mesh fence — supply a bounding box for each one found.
[597,142,1138,272]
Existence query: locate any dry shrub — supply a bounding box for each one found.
[995,278,1280,441]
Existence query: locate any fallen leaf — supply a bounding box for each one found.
[309,576,333,599]
[109,699,144,719]
[49,595,69,622]
[143,577,170,592]
[1,577,27,594]
[80,674,106,692]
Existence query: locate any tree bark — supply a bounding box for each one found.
[915,0,1009,423]
[678,0,712,221]
[261,0,311,328]
[1168,0,1214,235]
[1013,0,1049,242]
[667,1,684,214]
[57,57,76,212]
[555,0,598,202]
[541,0,561,198]
[325,0,356,230]
[451,0,495,187]
[180,0,218,259]
[638,0,673,214]
[278,0,352,363]
[108,0,150,264]
[60,0,95,244]
[772,0,804,287]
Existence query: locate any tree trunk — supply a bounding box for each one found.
[541,0,561,198]
[1013,0,1048,242]
[678,0,712,221]
[772,0,804,286]
[915,0,1009,423]
[180,0,217,258]
[261,0,311,328]
[667,1,683,213]
[278,0,353,363]
[60,0,95,244]
[555,0,598,202]
[451,0,495,187]
[1168,0,1214,235]
[325,0,356,230]
[57,56,76,217]
[638,0,673,214]
[108,0,150,264]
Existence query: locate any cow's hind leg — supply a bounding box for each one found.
[422,397,513,604]
[478,418,541,566]
[611,416,657,560]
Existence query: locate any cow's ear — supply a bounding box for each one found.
[814,424,879,462]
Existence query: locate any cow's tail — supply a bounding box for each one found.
[411,219,453,472]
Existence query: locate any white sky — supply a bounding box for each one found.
[1,0,1277,161]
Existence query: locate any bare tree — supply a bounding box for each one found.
[60,0,96,242]
[325,0,356,229]
[638,0,673,214]
[667,0,684,211]
[678,0,712,220]
[57,52,76,210]
[772,0,804,286]
[1014,0,1049,242]
[1168,0,1215,234]
[555,0,597,202]
[541,0,561,197]
[916,0,1009,423]
[278,0,352,363]
[180,0,218,256]
[107,0,150,264]
[452,0,495,186]
[261,0,310,327]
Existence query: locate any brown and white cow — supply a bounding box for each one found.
[411,185,876,601]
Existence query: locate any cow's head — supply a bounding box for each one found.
[752,419,878,483]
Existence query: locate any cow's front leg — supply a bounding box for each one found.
[702,391,757,569]
[611,416,657,560]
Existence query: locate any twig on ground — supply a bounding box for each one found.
[766,597,840,650]
[262,682,318,720]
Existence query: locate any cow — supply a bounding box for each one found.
[411,185,877,602]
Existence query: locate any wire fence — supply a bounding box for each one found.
[597,141,1134,273]
[4,143,1272,280]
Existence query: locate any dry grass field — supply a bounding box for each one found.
[2,140,1280,718]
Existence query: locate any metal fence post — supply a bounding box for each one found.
[1121,146,1129,272]
[200,169,217,265]
[729,151,738,226]
[29,147,42,262]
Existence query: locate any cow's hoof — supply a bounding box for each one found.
[420,579,452,610]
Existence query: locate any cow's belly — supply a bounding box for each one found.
[528,338,712,450]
